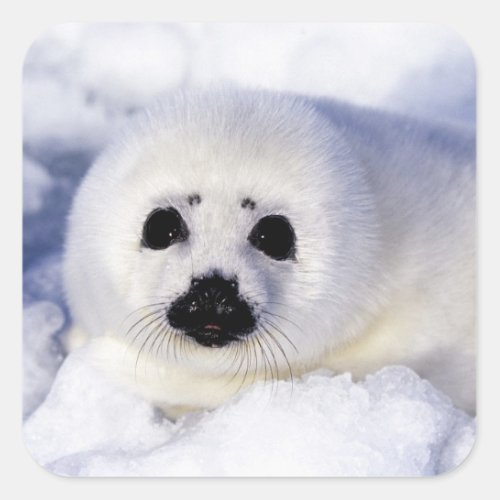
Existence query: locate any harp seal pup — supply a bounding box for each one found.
[63,89,475,418]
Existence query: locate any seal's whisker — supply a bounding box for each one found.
[148,319,168,364]
[136,329,157,376]
[227,336,248,394]
[121,305,166,332]
[154,324,167,360]
[240,336,253,391]
[251,336,262,387]
[129,310,165,348]
[233,341,246,382]
[266,328,295,406]
[254,334,270,385]
[261,321,294,386]
[244,290,268,301]
[258,328,281,396]
[220,338,240,374]
[164,324,177,361]
[124,307,165,340]
[257,301,300,315]
[261,309,304,338]
[172,326,180,363]
[181,330,190,361]
[260,315,299,354]
[134,315,165,378]
[222,340,248,388]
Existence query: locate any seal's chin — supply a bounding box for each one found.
[184,325,244,348]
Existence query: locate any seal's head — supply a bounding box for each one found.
[64,89,381,408]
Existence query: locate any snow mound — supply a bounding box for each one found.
[23,343,475,477]
[23,301,65,418]
[22,23,474,155]
[22,157,54,214]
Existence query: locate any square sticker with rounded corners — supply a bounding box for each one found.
[22,22,476,477]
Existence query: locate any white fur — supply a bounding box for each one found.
[64,89,475,417]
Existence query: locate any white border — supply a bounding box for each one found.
[4,1,498,497]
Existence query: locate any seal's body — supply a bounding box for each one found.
[64,90,475,417]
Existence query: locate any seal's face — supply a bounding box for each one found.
[140,203,296,347]
[65,91,380,388]
[126,173,309,371]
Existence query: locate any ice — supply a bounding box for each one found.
[23,255,67,418]
[23,74,118,154]
[23,253,65,304]
[180,23,474,123]
[23,344,475,477]
[23,301,66,418]
[73,24,189,108]
[23,23,474,155]
[23,24,189,154]
[23,342,175,473]
[22,157,54,214]
[24,24,189,108]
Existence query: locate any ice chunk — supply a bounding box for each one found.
[24,341,175,472]
[23,301,65,418]
[23,75,117,153]
[23,342,475,477]
[23,157,54,215]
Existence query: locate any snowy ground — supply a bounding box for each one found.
[22,23,476,477]
[24,344,474,477]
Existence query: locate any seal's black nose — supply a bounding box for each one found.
[167,274,256,347]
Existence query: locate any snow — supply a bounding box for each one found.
[23,301,65,418]
[23,344,475,477]
[22,23,476,477]
[22,157,54,214]
[22,23,474,157]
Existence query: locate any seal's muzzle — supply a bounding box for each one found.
[167,274,256,347]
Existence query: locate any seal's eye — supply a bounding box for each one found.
[248,215,296,261]
[142,208,189,250]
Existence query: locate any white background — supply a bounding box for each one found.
[1,0,498,496]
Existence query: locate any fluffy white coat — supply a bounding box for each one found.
[64,89,475,417]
